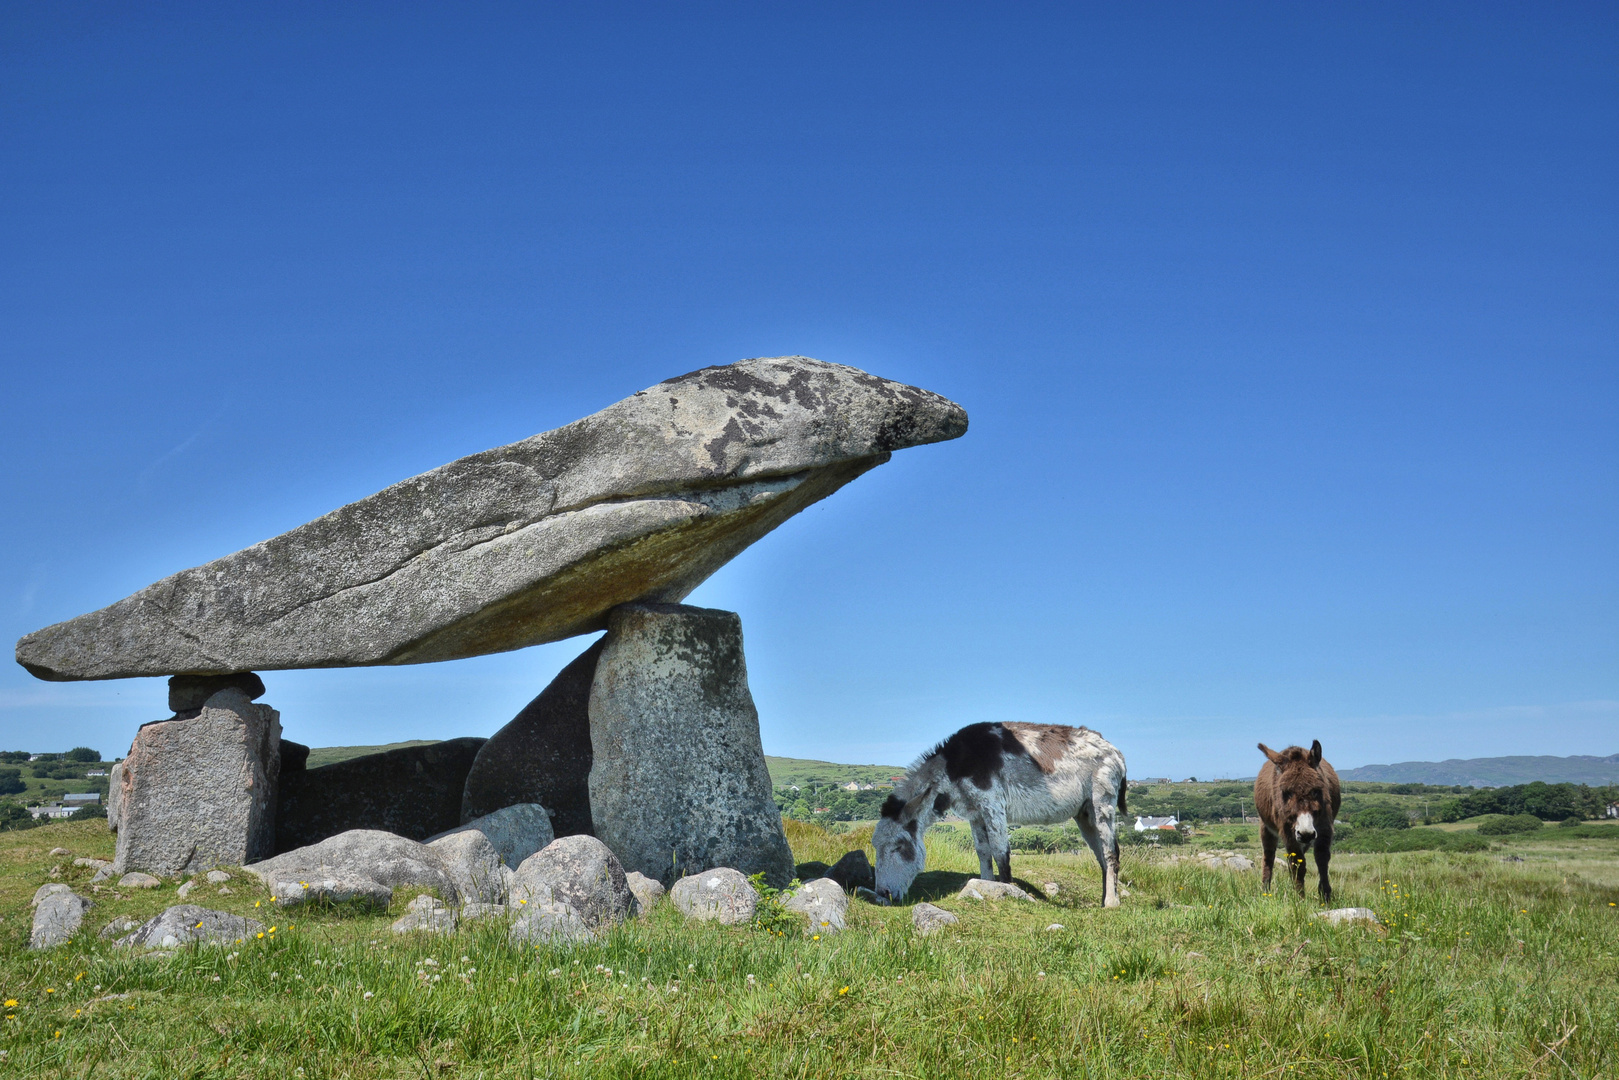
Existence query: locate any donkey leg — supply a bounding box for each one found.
[1286,842,1308,896]
[1076,805,1118,908]
[1260,828,1278,891]
[1315,836,1333,902]
[968,816,995,881]
[981,806,1012,883]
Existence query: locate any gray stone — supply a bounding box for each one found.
[624,871,665,915]
[111,688,280,877]
[99,916,140,940]
[49,847,71,856]
[115,905,264,949]
[425,829,505,905]
[275,737,484,851]
[429,803,555,869]
[1226,855,1254,871]
[1041,882,1060,897]
[588,603,794,886]
[911,902,958,935]
[205,870,232,883]
[1315,907,1380,926]
[73,858,111,871]
[106,761,124,832]
[669,868,758,926]
[460,902,509,921]
[784,877,848,935]
[509,901,594,946]
[280,740,309,772]
[32,883,72,906]
[245,829,459,904]
[826,850,874,891]
[461,641,601,837]
[90,865,115,883]
[268,874,391,910]
[118,873,162,889]
[176,879,200,899]
[168,672,265,712]
[17,357,967,681]
[958,879,1031,901]
[30,891,92,949]
[392,896,456,934]
[509,835,632,931]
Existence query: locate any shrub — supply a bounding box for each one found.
[1334,827,1488,854]
[1231,830,1252,844]
[0,768,22,796]
[1559,816,1583,828]
[1477,814,1543,836]
[64,746,101,763]
[1351,805,1411,830]
[1121,828,1183,846]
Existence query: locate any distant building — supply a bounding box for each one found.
[86,770,108,777]
[27,804,82,820]
[1140,778,1172,785]
[1607,803,1618,819]
[63,792,100,804]
[1134,815,1179,832]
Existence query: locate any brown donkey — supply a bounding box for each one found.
[1254,740,1342,901]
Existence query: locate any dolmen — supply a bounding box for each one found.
[16,356,967,887]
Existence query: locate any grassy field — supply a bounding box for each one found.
[2,819,1615,1079]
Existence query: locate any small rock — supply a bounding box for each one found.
[795,861,832,881]
[1041,882,1060,897]
[669,868,758,925]
[509,836,633,931]
[99,916,141,940]
[268,874,391,910]
[784,878,848,935]
[31,891,92,949]
[1045,923,1065,931]
[90,866,115,884]
[1315,907,1379,927]
[624,871,665,915]
[205,870,232,884]
[49,847,72,857]
[1225,856,1254,871]
[911,902,958,935]
[392,896,457,934]
[958,879,1031,901]
[176,879,200,899]
[73,857,110,869]
[217,886,233,895]
[116,905,264,949]
[1184,951,1204,959]
[509,901,594,945]
[460,902,508,921]
[826,850,875,891]
[118,872,162,889]
[32,883,73,907]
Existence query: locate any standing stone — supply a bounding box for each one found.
[460,640,602,836]
[275,737,484,851]
[106,760,124,832]
[112,688,280,877]
[588,603,794,886]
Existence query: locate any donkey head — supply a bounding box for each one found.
[1260,740,1329,848]
[872,767,949,901]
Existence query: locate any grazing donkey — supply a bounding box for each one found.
[871,722,1128,906]
[1254,740,1342,901]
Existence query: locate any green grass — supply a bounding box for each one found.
[3,819,1616,1078]
[302,742,445,770]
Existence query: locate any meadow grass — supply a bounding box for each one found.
[2,819,1615,1078]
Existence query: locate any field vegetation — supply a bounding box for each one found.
[2,812,1616,1078]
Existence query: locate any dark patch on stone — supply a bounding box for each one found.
[274,737,485,852]
[280,740,309,773]
[826,849,874,890]
[459,639,603,837]
[169,672,265,712]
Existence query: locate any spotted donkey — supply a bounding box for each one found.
[871,722,1128,905]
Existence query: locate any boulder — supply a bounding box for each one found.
[30,891,92,949]
[32,882,72,907]
[99,916,140,940]
[106,761,124,832]
[911,902,959,935]
[826,850,875,891]
[205,870,232,883]
[509,835,633,931]
[784,877,848,935]
[115,905,264,949]
[280,740,310,772]
[670,868,758,926]
[460,641,601,836]
[118,872,162,889]
[624,871,665,915]
[17,357,967,682]
[275,737,485,851]
[509,901,594,946]
[110,688,280,877]
[429,803,555,869]
[460,902,508,921]
[392,895,456,934]
[958,879,1031,901]
[588,603,795,886]
[245,829,458,904]
[168,672,265,712]
[268,874,391,910]
[425,829,505,905]
[73,857,111,871]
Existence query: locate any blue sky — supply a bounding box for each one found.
[2,3,1614,779]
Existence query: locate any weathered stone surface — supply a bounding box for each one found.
[31,891,92,948]
[460,641,601,835]
[509,835,632,931]
[275,738,484,851]
[269,874,391,910]
[106,761,124,832]
[425,829,505,905]
[911,902,958,935]
[118,872,163,889]
[460,902,508,921]
[826,850,875,891]
[958,879,1031,901]
[430,803,555,869]
[18,357,967,682]
[115,905,263,949]
[206,870,232,883]
[624,871,665,915]
[784,877,848,935]
[392,895,456,934]
[99,916,140,940]
[509,901,594,946]
[73,857,110,871]
[112,688,280,877]
[588,603,794,886]
[280,740,310,772]
[32,883,72,907]
[176,879,200,899]
[670,868,758,925]
[169,672,264,712]
[245,829,458,903]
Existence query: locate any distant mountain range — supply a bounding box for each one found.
[1338,753,1619,787]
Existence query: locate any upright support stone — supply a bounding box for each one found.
[460,640,602,836]
[588,603,794,886]
[113,686,280,877]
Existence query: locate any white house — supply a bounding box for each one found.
[1134,815,1179,832]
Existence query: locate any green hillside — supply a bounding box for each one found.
[764,756,907,789]
[1338,753,1619,786]
[303,740,444,769]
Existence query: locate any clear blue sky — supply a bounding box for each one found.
[2,4,1614,780]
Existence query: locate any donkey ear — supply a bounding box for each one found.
[1258,743,1283,765]
[1308,740,1323,767]
[902,789,932,820]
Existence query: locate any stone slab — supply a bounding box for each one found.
[275,737,484,851]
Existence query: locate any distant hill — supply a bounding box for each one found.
[1338,753,1619,787]
[304,740,443,769]
[764,756,907,789]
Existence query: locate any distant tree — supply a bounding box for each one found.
[1352,805,1411,830]
[0,768,23,796]
[0,751,29,764]
[64,747,101,763]
[0,803,37,831]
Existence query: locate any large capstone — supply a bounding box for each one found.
[460,640,601,835]
[275,737,484,852]
[112,688,281,877]
[18,357,967,681]
[587,603,794,886]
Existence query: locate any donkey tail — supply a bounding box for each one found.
[1118,767,1127,816]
